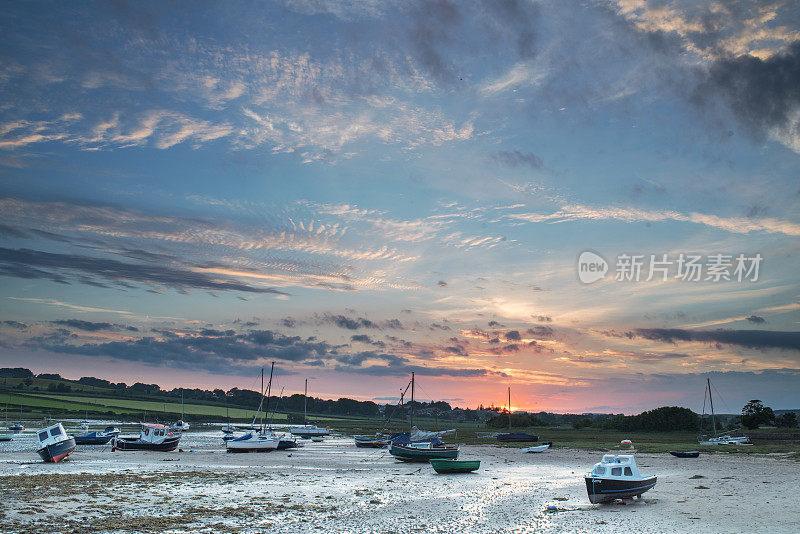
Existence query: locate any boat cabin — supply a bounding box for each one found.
[140,423,175,444]
[37,423,71,448]
[587,455,647,480]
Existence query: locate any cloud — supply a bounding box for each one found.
[437,280,448,288]
[2,320,28,329]
[321,314,378,330]
[618,328,800,352]
[0,247,289,295]
[350,334,386,347]
[50,319,120,332]
[491,149,543,169]
[746,315,766,324]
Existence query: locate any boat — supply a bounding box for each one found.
[277,437,298,450]
[36,423,76,463]
[584,454,657,504]
[74,426,120,445]
[8,422,25,433]
[390,441,459,462]
[171,392,190,431]
[496,387,538,443]
[521,442,552,453]
[669,451,700,458]
[226,364,282,453]
[289,378,330,438]
[698,378,750,445]
[0,433,13,442]
[354,435,389,448]
[111,423,180,452]
[430,459,480,474]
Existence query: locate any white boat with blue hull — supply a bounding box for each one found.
[584,454,657,504]
[37,423,76,463]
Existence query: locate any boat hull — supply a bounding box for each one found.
[74,432,114,445]
[37,437,76,463]
[0,434,13,442]
[354,436,388,448]
[429,459,479,473]
[584,475,657,504]
[390,443,459,462]
[497,432,538,443]
[277,439,298,450]
[112,436,180,452]
[669,451,700,458]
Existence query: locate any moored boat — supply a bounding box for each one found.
[36,423,76,463]
[0,433,13,442]
[390,441,459,462]
[584,454,657,504]
[225,431,280,453]
[354,435,389,448]
[291,424,330,438]
[429,459,479,473]
[74,426,120,445]
[8,422,25,433]
[521,442,552,453]
[669,450,700,458]
[111,424,180,452]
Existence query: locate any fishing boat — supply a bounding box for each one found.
[584,454,657,504]
[36,423,76,463]
[668,451,700,458]
[496,387,538,443]
[430,459,480,474]
[521,442,552,453]
[354,435,389,448]
[698,378,750,445]
[74,426,120,445]
[390,441,459,462]
[111,423,180,452]
[289,378,330,438]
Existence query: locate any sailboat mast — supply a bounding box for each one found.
[508,386,512,432]
[264,362,274,431]
[400,390,405,433]
[181,390,184,421]
[304,378,308,426]
[410,372,415,428]
[708,378,717,436]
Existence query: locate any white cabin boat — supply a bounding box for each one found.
[584,454,657,504]
[36,423,76,463]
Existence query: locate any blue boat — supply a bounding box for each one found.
[74,426,120,445]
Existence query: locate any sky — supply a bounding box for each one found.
[1,0,799,414]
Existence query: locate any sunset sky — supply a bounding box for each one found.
[1,1,799,414]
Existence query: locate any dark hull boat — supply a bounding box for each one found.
[354,435,388,448]
[390,442,459,462]
[113,436,180,452]
[74,433,113,445]
[37,437,76,462]
[277,438,298,450]
[497,432,538,443]
[430,459,480,474]
[585,475,657,504]
[669,451,700,458]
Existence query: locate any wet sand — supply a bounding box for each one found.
[2,432,799,533]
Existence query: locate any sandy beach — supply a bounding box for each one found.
[1,431,798,533]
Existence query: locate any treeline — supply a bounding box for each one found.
[488,406,702,432]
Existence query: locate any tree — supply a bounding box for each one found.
[776,412,798,428]
[572,418,593,429]
[741,400,775,429]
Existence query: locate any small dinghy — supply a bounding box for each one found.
[112,424,180,452]
[669,451,700,458]
[522,441,552,453]
[354,435,389,448]
[430,459,480,474]
[584,454,656,504]
[36,423,76,463]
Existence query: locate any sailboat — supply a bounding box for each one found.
[496,387,538,443]
[289,379,329,438]
[698,378,750,445]
[1,401,14,441]
[7,394,25,433]
[226,365,280,453]
[389,373,459,462]
[171,391,190,431]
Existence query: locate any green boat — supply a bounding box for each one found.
[389,442,459,462]
[429,459,480,474]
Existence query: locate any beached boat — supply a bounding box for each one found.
[171,392,190,431]
[74,426,120,445]
[698,378,750,445]
[36,423,76,463]
[429,459,479,473]
[584,454,657,504]
[669,451,700,458]
[354,435,389,448]
[289,379,330,438]
[521,442,552,453]
[112,423,180,452]
[390,441,459,462]
[226,431,280,452]
[0,433,13,442]
[277,437,298,450]
[8,422,25,433]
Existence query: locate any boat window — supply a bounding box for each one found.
[593,466,605,475]
[611,467,622,476]
[624,467,633,476]
[50,427,62,437]
[38,431,48,441]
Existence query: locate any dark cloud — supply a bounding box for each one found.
[0,247,289,296]
[437,280,448,287]
[350,334,386,348]
[534,315,552,322]
[321,314,378,330]
[505,330,521,341]
[2,320,28,329]
[491,149,543,169]
[51,319,115,332]
[746,315,766,324]
[692,41,800,140]
[618,328,800,352]
[282,317,297,328]
[429,322,450,331]
[489,344,519,355]
[525,326,554,338]
[488,320,500,327]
